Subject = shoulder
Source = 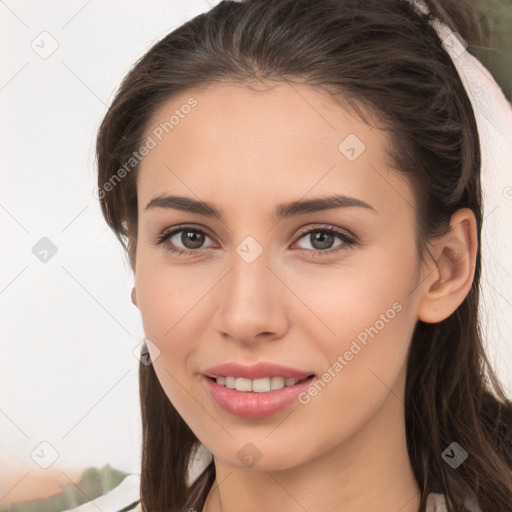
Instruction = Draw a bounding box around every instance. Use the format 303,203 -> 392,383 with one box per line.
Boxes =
62,474 -> 141,512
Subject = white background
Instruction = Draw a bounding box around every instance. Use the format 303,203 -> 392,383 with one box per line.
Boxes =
1,0 -> 511,502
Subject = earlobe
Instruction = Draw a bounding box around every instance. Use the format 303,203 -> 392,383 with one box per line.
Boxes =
131,286 -> 138,307
417,208 -> 478,324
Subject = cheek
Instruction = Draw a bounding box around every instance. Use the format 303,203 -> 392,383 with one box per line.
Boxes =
305,291 -> 413,412
135,253 -> 210,338
293,247 -> 419,403
293,244 -> 418,349
135,271 -> 215,435
326,280 -> 413,362
134,263 -> 203,378
323,301 -> 413,402
285,283 -> 417,460
135,272 -> 203,417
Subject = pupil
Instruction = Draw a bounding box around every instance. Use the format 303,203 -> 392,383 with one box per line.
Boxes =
312,231 -> 333,250
183,231 -> 204,249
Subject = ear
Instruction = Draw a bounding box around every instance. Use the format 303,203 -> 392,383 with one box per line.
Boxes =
131,286 -> 138,308
417,208 -> 478,324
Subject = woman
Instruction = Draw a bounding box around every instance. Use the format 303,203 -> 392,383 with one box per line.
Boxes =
72,0 -> 512,510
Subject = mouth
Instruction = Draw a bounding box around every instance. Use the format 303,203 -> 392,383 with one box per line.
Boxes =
202,373 -> 316,419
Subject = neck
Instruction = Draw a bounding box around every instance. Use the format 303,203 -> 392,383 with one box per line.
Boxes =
203,368 -> 421,512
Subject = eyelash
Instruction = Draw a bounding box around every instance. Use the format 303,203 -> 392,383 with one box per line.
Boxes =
154,224 -> 357,258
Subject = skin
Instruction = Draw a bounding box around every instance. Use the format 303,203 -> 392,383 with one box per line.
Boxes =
131,81 -> 477,512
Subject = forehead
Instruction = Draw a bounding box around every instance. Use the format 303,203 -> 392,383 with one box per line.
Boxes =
136,81 -> 414,221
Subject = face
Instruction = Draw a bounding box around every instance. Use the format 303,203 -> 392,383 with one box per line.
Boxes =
133,81 -> 429,471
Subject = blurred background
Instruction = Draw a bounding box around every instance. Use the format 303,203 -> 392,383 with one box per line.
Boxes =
0,0 -> 511,509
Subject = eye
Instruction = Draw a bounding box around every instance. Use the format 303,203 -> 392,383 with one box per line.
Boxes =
293,225 -> 356,257
155,226 -> 215,256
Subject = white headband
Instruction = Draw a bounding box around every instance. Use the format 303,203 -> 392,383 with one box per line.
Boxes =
412,0 -> 512,195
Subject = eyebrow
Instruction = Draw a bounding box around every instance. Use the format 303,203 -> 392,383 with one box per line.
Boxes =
145,194 -> 376,220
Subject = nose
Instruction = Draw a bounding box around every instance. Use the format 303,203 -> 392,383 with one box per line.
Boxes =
211,247 -> 289,346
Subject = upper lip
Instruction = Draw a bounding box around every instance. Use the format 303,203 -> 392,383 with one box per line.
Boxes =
202,362 -> 315,380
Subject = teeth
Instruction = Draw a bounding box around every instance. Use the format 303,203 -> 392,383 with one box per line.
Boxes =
235,378 -> 252,392
215,375 -> 307,392
252,378 -> 271,393
270,376 -> 285,390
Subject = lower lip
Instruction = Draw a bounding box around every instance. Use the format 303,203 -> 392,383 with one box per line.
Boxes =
202,376 -> 315,419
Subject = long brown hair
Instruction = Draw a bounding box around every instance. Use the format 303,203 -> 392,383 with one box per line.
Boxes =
95,1 -> 512,510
